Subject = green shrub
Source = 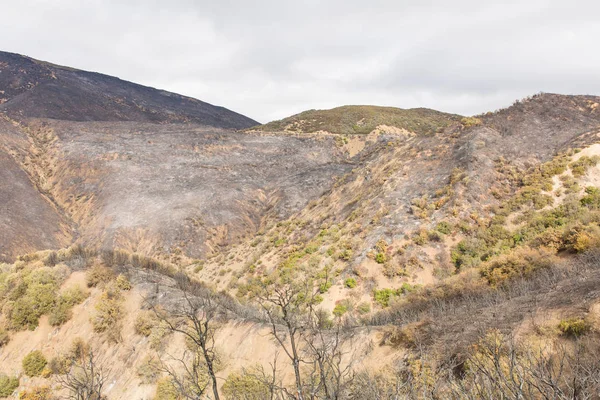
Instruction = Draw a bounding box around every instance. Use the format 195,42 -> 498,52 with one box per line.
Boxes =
570,155 -> 600,177
91,287 -> 124,341
558,318 -> 590,337
48,301 -> 72,326
10,296 -> 42,330
222,369 -> 271,400
0,374 -> 19,397
375,252 -> 387,264
49,286 -> 88,326
22,350 -> 48,377
344,278 -> 357,288
399,282 -> 421,294
333,303 -> 348,317
581,186 -> 600,209
436,221 -> 452,235
373,288 -> 399,308
6,268 -> 62,330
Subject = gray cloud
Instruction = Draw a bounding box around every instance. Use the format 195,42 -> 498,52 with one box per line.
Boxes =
2,0 -> 599,122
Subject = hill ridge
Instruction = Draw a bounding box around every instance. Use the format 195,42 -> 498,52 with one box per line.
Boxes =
0,51 -> 258,129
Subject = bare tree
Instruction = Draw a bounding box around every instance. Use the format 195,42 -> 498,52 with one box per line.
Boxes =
302,311 -> 359,400
250,265 -> 362,400
147,272 -> 223,400
251,271 -> 319,400
55,350 -> 110,400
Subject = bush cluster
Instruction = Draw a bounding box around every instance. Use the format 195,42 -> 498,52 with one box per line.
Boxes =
0,374 -> 19,397
22,350 -> 48,377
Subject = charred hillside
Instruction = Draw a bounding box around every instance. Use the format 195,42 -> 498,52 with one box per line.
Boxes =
0,51 -> 258,128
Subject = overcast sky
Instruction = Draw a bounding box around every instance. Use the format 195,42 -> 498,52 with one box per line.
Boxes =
2,0 -> 600,123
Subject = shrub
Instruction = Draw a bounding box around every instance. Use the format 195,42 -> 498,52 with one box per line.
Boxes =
43,251 -> 58,267
22,350 -> 48,377
562,225 -> 600,253
436,221 -> 452,235
10,297 -> 43,330
149,321 -> 171,350
116,274 -> 132,291
380,320 -> 433,349
154,377 -> 179,400
558,318 -> 590,337
0,328 -> 9,347
136,356 -> 161,384
18,386 -> 53,400
412,230 -> 429,246
581,186 -> 600,209
91,288 -> 124,341
344,278 -> 357,288
222,370 -> 271,400
460,117 -> 482,128
48,301 -> 72,326
6,268 -> 62,330
333,303 -> 349,317
570,155 -> 600,177
337,249 -> 353,261
0,374 -> 19,397
375,252 -> 387,264
134,311 -> 157,337
101,249 -> 130,267
356,302 -> 371,315
373,288 -> 399,308
318,280 -> 333,294
480,248 -> 555,286
48,355 -> 70,375
399,282 -> 421,294
85,265 -> 115,288
49,286 -> 88,326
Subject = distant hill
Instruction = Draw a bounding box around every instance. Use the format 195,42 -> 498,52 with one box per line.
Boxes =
0,51 -> 258,129
249,105 -> 462,135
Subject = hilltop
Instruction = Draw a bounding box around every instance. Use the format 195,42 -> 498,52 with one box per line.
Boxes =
250,105 -> 461,135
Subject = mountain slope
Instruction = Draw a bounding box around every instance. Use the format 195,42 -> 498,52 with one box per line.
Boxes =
0,51 -> 258,128
2,81 -> 600,398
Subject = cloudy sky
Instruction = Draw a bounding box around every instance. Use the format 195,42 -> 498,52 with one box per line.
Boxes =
2,0 -> 599,122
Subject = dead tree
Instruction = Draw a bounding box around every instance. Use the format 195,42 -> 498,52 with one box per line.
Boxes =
147,272 -> 223,400
55,350 -> 110,400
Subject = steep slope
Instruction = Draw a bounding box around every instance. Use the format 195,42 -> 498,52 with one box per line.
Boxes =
0,51 -> 258,128
199,93 -> 600,296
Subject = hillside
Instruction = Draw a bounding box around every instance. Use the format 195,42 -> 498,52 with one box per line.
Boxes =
3,54 -> 600,399
0,51 -> 258,128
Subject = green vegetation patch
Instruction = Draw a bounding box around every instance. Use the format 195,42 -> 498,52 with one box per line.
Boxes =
252,105 -> 461,135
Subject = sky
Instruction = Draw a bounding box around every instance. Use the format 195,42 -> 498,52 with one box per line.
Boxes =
2,0 -> 600,123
